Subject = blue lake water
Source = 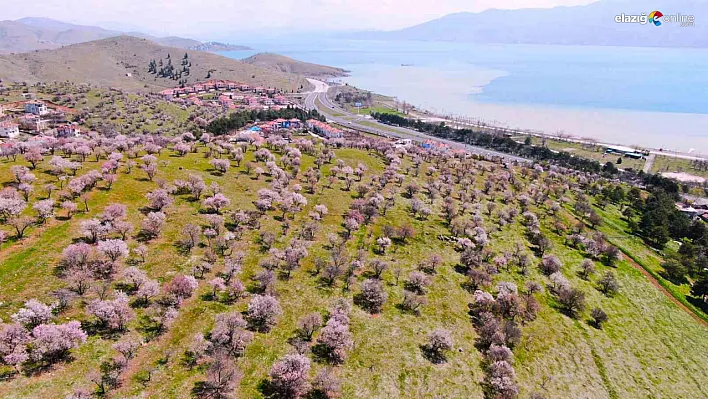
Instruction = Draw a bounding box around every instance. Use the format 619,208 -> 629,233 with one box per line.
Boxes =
220,39 -> 708,153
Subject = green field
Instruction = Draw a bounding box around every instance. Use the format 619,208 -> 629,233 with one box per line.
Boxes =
342,105 -> 406,117
521,137 -> 646,171
651,155 -> 708,179
0,137 -> 706,399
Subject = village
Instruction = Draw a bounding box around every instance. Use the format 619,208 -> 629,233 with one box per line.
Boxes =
0,81 -> 363,166
159,79 -> 295,110
0,97 -> 80,138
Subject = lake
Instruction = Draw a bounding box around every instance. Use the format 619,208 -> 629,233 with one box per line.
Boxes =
220,39 -> 708,153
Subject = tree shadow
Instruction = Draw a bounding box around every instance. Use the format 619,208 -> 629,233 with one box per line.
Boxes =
419,344 -> 447,364
256,379 -> 279,399
687,295 -> 708,314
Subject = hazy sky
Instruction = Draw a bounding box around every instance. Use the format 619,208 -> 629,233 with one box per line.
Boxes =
1,0 -> 598,38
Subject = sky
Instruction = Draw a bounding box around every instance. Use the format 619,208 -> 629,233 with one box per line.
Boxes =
0,0 -> 598,39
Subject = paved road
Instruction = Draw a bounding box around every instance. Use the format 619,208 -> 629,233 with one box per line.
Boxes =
304,79 -> 529,163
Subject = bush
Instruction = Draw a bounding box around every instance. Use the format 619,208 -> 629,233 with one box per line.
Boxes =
556,287 -> 586,318
590,307 -> 608,328
598,271 -> 619,296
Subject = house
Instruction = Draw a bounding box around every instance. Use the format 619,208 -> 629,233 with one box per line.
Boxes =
266,87 -> 276,94
676,204 -> 701,219
306,119 -> 343,139
273,95 -> 289,105
218,95 -> 233,107
288,118 -> 301,129
239,84 -> 251,91
0,121 -> 20,138
56,124 -> 81,138
19,114 -> 47,132
24,101 -> 49,116
254,86 -> 265,94
421,140 -> 449,151
160,89 -> 175,100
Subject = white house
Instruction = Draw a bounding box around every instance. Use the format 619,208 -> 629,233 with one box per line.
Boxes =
24,101 -> 49,116
56,124 -> 81,138
0,121 -> 20,138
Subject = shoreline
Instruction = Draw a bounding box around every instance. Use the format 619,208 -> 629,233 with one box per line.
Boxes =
331,80 -> 708,161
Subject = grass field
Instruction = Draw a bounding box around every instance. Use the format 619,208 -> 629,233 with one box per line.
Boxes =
342,105 -> 406,117
521,137 -> 646,171
651,155 -> 708,180
0,140 -> 706,399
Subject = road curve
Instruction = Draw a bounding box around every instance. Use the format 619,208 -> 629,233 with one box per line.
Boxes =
303,79 -> 529,163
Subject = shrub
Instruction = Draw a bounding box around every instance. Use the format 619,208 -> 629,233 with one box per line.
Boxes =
405,271 -> 430,294
556,287 -> 586,318
598,271 -> 619,296
590,307 -> 608,328
540,255 -> 562,275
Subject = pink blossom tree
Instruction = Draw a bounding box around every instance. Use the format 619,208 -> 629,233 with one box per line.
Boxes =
97,239 -> 129,262
140,212 -> 166,239
203,193 -> 230,214
29,321 -> 87,364
146,189 -> 173,211
210,312 -> 253,357
246,295 -> 282,332
32,199 -> 55,223
87,294 -> 135,332
315,316 -> 353,364
166,275 -> 198,304
11,299 -> 54,328
268,354 -> 311,398
210,158 -> 231,175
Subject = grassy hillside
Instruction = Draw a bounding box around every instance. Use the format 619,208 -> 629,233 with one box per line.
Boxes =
0,36 -> 311,92
0,131 -> 705,398
243,53 -> 348,78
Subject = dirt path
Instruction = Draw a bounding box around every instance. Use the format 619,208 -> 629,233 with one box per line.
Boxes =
642,153 -> 656,173
622,253 -> 708,329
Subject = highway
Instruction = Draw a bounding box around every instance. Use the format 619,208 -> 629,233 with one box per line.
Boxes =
303,79 -> 529,163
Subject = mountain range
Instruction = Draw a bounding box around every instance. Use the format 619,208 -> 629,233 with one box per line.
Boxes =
0,17 -> 251,54
353,0 -> 708,48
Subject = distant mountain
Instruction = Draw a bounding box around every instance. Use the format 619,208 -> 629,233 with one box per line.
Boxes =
242,53 -> 348,78
0,17 -> 248,53
0,36 -> 310,92
189,42 -> 253,52
353,0 -> 708,48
